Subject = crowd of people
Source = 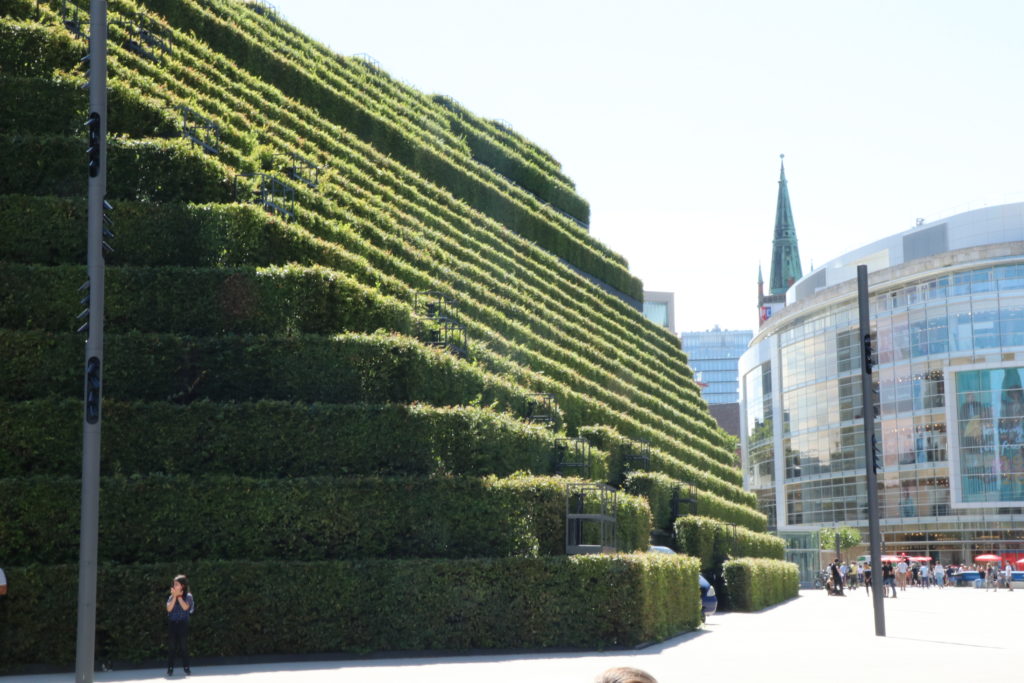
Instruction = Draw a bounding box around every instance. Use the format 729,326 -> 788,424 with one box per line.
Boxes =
823,556 -> 1018,597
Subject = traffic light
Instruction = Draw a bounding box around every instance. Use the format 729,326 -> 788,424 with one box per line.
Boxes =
85,111 -> 101,177
85,356 -> 101,424
863,332 -> 874,374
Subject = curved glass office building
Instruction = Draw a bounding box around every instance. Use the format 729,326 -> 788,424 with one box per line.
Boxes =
740,202 -> 1024,565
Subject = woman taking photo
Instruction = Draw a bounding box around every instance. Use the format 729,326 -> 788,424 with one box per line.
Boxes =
166,574 -> 194,676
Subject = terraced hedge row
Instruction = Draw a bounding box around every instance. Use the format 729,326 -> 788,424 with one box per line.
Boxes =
623,471 -> 767,533
135,0 -> 615,290
0,17 -> 79,76
0,188 -> 703,453
16,17 -> 720,458
1,262 -> 414,337
0,187 -> 729,473
722,558 -> 800,612
0,74 -> 178,137
0,398 -> 579,479
0,474 -> 651,565
431,94 -> 576,191
183,3 -> 586,216
0,0 -> 772,665
179,0 -> 588,221
0,134 -> 231,202
672,516 -> 785,573
0,329 -> 560,418
39,9 -> 692,395
0,555 -> 700,671
580,424 -> 745,492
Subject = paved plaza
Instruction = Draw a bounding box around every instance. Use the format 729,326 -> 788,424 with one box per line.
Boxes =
6,585 -> 1022,683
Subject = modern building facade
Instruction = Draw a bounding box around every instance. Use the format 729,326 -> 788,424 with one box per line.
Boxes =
740,202 -> 1024,569
681,326 -> 753,405
643,290 -> 676,334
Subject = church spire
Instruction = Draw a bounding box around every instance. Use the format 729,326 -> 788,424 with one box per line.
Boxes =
768,154 -> 803,295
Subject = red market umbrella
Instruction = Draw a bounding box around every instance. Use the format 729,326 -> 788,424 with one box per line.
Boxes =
909,556 -> 932,562
1015,558 -> 1024,565
880,555 -> 902,562
975,554 -> 1002,563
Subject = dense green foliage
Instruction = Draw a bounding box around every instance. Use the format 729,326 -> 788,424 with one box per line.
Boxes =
722,558 -> 801,611
672,515 -> 785,572
0,398 -> 563,478
0,555 -> 700,671
818,526 -> 862,552
0,0 -> 772,665
0,474 -> 651,564
623,471 -> 767,532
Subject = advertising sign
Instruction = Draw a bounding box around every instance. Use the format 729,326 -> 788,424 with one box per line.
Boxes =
947,363 -> 1024,506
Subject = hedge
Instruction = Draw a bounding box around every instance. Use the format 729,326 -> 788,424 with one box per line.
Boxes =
12,20 -> 712,454
0,398 -> 563,479
205,8 -> 587,219
0,196 -> 389,283
722,558 -> 800,612
0,554 -> 698,672
624,471 -> 767,533
431,94 -> 575,190
0,330 -> 561,425
74,6 -> 696,411
0,474 -> 649,564
0,262 -> 414,337
672,515 -> 785,574
579,424 -> 744,492
0,134 -> 233,203
0,74 -> 180,138
135,0 -> 638,298
0,20 -> 79,78
0,191 -> 724,464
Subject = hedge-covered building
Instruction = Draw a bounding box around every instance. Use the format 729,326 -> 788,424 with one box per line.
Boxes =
0,0 -> 790,671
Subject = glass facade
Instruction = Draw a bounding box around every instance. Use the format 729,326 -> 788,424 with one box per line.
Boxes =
682,328 -> 753,404
643,300 -> 669,328
740,211 -> 1024,563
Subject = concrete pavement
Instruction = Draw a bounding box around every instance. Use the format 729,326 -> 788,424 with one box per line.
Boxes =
6,584 -> 1021,683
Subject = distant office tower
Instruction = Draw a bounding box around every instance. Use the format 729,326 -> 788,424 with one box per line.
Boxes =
681,327 -> 753,405
643,291 -> 676,334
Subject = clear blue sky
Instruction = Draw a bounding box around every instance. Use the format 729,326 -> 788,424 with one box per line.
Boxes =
278,0 -> 1024,334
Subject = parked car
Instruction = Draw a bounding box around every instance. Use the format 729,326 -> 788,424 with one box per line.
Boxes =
647,545 -> 718,620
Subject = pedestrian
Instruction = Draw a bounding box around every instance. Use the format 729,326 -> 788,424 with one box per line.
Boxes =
883,561 -> 897,598
829,558 -> 845,596
863,562 -> 872,596
985,563 -> 998,592
1002,562 -> 1014,591
934,562 -> 945,588
896,557 -> 908,591
166,574 -> 195,677
595,667 -> 658,683
920,562 -> 930,588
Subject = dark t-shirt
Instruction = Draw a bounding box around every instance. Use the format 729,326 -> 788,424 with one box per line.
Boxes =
167,594 -> 194,623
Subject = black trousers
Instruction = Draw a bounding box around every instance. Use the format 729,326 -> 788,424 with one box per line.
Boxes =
167,620 -> 190,670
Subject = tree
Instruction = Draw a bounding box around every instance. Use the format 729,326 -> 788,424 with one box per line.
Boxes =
819,526 -> 862,558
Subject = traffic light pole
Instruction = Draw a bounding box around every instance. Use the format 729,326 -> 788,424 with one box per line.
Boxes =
858,265 -> 885,636
76,2 -> 107,682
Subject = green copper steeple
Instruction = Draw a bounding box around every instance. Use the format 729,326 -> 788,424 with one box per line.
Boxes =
768,154 -> 803,295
